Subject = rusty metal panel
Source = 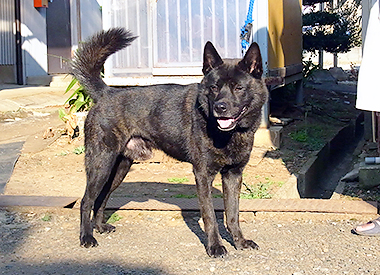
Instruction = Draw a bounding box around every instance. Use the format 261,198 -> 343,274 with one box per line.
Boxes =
267,0 -> 303,70
46,0 -> 72,73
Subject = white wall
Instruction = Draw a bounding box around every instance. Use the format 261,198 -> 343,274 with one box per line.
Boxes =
21,2 -> 48,82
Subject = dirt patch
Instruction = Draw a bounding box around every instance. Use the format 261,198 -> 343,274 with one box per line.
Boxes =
3,87 -> 360,201
1,207 -> 379,274
4,134 -> 290,200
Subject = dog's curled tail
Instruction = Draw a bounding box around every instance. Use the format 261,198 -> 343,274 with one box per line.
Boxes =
71,28 -> 137,102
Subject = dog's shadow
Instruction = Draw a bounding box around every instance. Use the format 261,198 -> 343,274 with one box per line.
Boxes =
105,181 -> 235,249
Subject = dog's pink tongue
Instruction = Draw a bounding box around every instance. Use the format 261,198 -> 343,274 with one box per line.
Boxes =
217,118 -> 234,129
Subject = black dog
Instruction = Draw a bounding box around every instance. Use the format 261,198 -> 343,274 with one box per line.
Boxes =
73,28 -> 268,257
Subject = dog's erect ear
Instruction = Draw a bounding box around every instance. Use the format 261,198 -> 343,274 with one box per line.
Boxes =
238,42 -> 263,79
203,42 -> 223,75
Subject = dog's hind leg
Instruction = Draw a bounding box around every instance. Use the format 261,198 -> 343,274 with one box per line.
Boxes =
194,166 -> 227,257
80,149 -> 120,248
92,155 -> 133,234
221,167 -> 259,250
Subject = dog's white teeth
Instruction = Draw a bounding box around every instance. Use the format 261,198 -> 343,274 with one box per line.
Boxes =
217,118 -> 234,129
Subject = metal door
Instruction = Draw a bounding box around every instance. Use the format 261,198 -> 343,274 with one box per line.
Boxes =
46,0 -> 72,73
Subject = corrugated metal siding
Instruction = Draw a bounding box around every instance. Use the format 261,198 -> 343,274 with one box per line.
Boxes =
104,0 -> 151,74
155,0 -> 249,66
104,0 -> 253,76
0,0 -> 15,65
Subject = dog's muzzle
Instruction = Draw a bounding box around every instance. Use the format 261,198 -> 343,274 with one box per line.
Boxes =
215,106 -> 248,131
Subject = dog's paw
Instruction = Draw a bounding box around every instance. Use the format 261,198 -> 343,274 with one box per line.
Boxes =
95,223 -> 116,234
235,239 -> 259,250
207,244 -> 228,258
80,235 -> 98,248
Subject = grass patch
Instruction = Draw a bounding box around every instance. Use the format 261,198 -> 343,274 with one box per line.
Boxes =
106,212 -> 123,224
288,125 -> 326,151
167,177 -> 189,183
58,151 -> 69,156
240,182 -> 272,199
73,145 -> 85,155
240,176 -> 284,199
172,194 -> 197,199
41,214 -> 52,222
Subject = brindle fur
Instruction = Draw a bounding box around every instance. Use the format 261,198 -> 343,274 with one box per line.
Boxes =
73,28 -> 268,257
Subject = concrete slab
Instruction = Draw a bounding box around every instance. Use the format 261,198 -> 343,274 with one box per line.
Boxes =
0,195 -> 79,208
0,142 -> 24,193
0,84 -> 69,112
359,162 -> 380,189
99,197 -> 378,214
273,174 -> 300,199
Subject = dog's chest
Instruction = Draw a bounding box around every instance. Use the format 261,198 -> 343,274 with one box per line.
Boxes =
208,133 -> 253,166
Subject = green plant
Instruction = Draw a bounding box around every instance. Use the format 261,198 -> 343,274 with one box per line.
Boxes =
41,214 -> 52,222
289,129 -> 309,142
289,125 -> 326,151
302,57 -> 319,82
106,212 -> 123,224
58,151 -> 69,156
240,182 -> 272,199
167,177 -> 189,183
65,77 -> 93,113
172,194 -> 197,199
59,77 -> 93,125
73,145 -> 85,155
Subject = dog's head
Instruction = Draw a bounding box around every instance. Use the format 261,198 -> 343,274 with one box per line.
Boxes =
199,42 -> 268,132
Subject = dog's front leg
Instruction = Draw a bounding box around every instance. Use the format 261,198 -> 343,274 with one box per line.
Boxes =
221,167 -> 259,250
194,167 -> 227,257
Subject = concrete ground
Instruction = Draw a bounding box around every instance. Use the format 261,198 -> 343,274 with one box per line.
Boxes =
0,84 -> 69,113
0,84 -> 69,193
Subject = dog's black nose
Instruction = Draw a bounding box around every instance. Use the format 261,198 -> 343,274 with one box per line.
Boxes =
214,102 -> 227,114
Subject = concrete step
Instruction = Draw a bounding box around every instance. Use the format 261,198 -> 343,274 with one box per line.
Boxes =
0,195 -> 377,214
49,74 -> 75,88
26,74 -> 74,88
254,126 -> 282,148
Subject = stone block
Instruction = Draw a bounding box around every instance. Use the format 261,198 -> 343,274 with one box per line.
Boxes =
273,174 -> 300,199
329,67 -> 349,81
254,126 -> 282,148
359,162 -> 380,189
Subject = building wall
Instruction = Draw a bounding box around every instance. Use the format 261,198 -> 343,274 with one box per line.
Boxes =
17,0 -> 102,84
81,0 -> 102,41
71,0 -> 102,51
21,2 -> 48,82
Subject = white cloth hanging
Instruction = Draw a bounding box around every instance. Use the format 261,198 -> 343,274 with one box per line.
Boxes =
356,0 -> 380,112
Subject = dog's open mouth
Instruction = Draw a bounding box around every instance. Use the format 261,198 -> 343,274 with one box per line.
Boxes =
216,107 -> 247,131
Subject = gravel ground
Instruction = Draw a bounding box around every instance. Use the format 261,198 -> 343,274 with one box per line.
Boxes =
1,207 -> 380,275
